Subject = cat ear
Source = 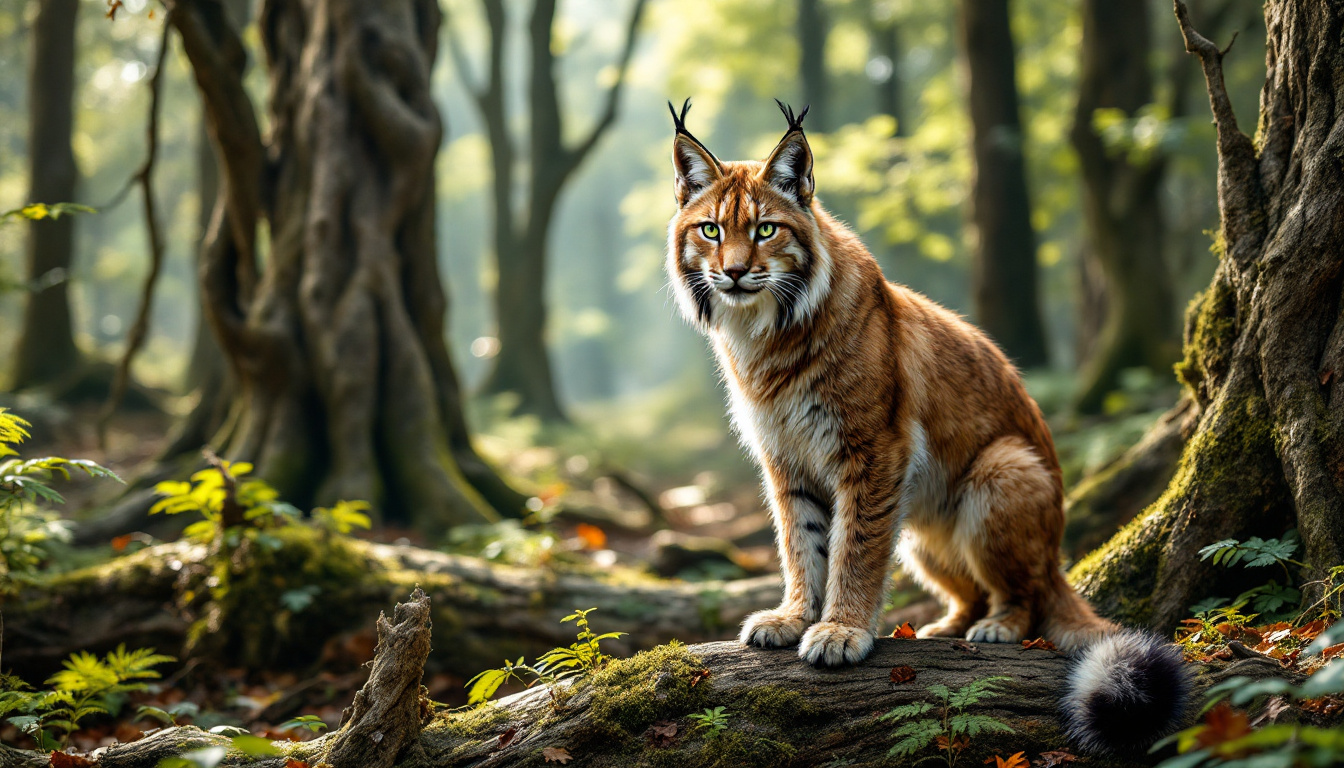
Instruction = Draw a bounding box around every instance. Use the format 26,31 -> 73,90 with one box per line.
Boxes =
669,99 -> 722,206
761,100 -> 814,206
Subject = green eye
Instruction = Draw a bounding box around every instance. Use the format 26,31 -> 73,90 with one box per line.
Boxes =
701,223 -> 720,239
756,223 -> 776,239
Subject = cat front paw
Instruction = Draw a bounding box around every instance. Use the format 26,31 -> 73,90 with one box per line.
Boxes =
799,621 -> 874,667
740,609 -> 809,648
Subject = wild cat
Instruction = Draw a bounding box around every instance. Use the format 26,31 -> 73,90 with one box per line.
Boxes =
664,100 -> 1190,754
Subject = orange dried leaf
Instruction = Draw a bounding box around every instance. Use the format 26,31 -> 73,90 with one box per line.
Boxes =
1033,750 -> 1080,768
542,746 -> 573,764
690,668 -> 710,687
1197,704 -> 1252,748
284,760 -> 309,768
890,622 -> 917,639
889,665 -> 917,685
1322,642 -> 1344,659
574,523 -> 607,550
985,751 -> 1028,768
1021,637 -> 1057,651
111,534 -> 132,552
498,726 -> 519,749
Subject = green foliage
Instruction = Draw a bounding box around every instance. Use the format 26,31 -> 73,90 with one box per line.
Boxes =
880,676 -> 1014,768
279,714 -> 328,733
0,644 -> 173,751
688,706 -> 732,740
1155,641 -> 1344,768
151,461 -> 301,543
1199,531 -> 1303,570
313,499 -> 372,535
0,409 -> 121,590
465,607 -> 626,706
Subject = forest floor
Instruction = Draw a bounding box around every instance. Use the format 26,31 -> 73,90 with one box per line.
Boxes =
0,375 -> 1181,758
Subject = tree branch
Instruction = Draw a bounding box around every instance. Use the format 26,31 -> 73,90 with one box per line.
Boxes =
1173,0 -> 1265,253
97,15 -> 173,444
564,0 -> 649,170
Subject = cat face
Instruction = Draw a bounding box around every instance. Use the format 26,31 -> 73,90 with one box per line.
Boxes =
666,101 -> 825,331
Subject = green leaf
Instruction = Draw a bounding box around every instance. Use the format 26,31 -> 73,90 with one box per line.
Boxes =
231,734 -> 281,756
947,713 -> 1014,737
208,725 -> 250,736
279,714 -> 328,733
887,718 -> 941,757
879,702 -> 933,722
465,668 -> 510,705
1299,659 -> 1344,699
157,746 -> 227,768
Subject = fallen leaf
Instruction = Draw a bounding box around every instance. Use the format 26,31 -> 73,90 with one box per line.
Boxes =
890,622 -> 917,639
574,523 -> 607,550
1295,620 -> 1326,640
1032,750 -> 1079,768
648,720 -> 678,747
889,666 -> 917,685
49,753 -> 97,768
1300,696 -> 1344,718
935,734 -> 971,751
1021,638 -> 1057,651
984,751 -> 1028,768
690,669 -> 710,687
111,534 -> 132,552
542,746 -> 572,764
498,727 -> 519,749
950,639 -> 979,654
1322,643 -> 1344,659
285,759 -> 309,768
1321,369 -> 1334,386
1196,704 -> 1252,748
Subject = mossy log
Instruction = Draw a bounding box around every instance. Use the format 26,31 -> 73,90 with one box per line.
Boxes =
1,530 -> 779,680
19,590 -> 1261,768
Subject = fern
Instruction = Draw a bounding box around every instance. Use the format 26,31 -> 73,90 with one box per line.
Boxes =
465,608 -> 626,707
882,676 -> 1015,768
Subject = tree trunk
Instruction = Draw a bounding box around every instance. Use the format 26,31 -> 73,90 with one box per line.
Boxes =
958,0 -> 1050,368
1071,0 -> 1344,631
871,10 -> 904,135
2,535 -> 781,677
1069,0 -> 1179,414
797,0 -> 828,131
167,0 -> 523,528
459,0 -> 646,423
10,0 -> 81,392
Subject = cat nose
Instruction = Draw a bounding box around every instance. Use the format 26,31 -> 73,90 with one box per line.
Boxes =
724,265 -> 748,282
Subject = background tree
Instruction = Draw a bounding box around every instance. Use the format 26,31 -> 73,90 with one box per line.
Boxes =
1068,0 -> 1180,413
1074,0 -> 1344,630
957,0 -> 1049,367
10,0 -> 81,393
797,0 -> 829,131
446,0 -> 648,423
167,0 -> 522,527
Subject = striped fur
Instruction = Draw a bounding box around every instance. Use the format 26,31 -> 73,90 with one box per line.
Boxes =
665,101 -> 1117,668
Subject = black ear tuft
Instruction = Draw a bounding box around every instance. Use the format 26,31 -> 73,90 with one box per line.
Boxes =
773,99 -> 811,134
669,98 -> 722,206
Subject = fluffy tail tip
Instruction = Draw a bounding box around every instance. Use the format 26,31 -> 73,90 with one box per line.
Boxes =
1062,629 -> 1193,755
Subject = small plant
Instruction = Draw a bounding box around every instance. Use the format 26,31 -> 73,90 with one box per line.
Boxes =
313,499 -> 373,535
881,676 -> 1015,768
465,608 -> 626,705
1154,629 -> 1344,768
0,645 -> 173,751
688,706 -> 731,740
0,409 -> 121,590
1195,531 -> 1306,620
151,456 -> 301,545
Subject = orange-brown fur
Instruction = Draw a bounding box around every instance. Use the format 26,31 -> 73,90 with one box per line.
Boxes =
666,101 -> 1114,666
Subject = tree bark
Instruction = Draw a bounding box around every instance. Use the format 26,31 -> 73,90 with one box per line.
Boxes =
871,9 -> 904,135
797,0 -> 829,132
10,0 -> 81,392
2,536 -> 780,677
1071,0 -> 1344,631
958,0 -> 1050,368
452,0 -> 647,423
164,0 -> 523,526
1069,0 -> 1179,414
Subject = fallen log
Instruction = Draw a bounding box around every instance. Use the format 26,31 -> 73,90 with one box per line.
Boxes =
31,586 -> 1225,768
2,529 -> 780,680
